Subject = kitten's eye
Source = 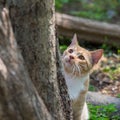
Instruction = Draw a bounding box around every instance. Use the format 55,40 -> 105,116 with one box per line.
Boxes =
78,55 -> 85,60
68,49 -> 73,53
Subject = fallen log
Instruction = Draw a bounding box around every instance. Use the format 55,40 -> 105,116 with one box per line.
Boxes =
87,92 -> 120,116
56,12 -> 120,47
87,92 -> 120,111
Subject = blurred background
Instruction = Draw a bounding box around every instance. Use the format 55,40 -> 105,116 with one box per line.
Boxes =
56,0 -> 120,22
55,0 -> 120,119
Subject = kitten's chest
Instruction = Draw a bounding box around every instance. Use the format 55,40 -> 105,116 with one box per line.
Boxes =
65,74 -> 89,99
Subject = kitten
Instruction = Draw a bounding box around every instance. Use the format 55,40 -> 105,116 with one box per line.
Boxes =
62,34 -> 103,120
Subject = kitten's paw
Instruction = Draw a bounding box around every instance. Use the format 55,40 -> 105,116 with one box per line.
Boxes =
81,103 -> 89,120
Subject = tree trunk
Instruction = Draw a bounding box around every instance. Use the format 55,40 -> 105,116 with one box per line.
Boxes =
0,8 -> 51,120
56,39 -> 73,120
1,0 -> 72,120
0,0 -> 73,119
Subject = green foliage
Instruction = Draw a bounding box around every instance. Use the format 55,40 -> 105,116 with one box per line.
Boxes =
60,45 -> 67,53
117,94 -> 120,98
103,64 -> 120,80
118,49 -> 120,55
71,11 -> 107,21
101,44 -> 111,51
89,85 -> 96,91
71,0 -> 118,21
56,0 -> 120,21
55,0 -> 70,10
59,36 -> 71,53
88,104 -> 119,120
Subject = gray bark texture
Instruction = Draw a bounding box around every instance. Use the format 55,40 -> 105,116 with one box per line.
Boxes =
8,0 -> 65,119
56,39 -> 73,120
0,8 -> 51,120
0,0 -> 72,120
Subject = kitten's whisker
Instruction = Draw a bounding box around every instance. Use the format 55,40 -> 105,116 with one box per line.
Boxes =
75,63 -> 80,75
74,63 -> 79,76
72,64 -> 75,76
79,64 -> 87,72
79,64 -> 86,67
78,64 -> 83,74
73,64 -> 77,76
78,66 -> 81,75
74,64 -> 77,76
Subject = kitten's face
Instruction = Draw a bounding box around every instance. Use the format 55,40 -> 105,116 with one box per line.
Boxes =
62,34 -> 103,77
62,44 -> 92,77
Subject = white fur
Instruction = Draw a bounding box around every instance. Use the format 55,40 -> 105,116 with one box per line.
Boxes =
81,102 -> 89,120
64,73 -> 89,120
64,73 -> 89,99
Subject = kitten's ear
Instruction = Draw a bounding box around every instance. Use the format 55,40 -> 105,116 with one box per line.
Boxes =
70,33 -> 78,46
91,49 -> 103,65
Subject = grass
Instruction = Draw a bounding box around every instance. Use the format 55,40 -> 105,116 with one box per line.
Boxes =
117,94 -> 120,98
88,104 -> 119,120
89,85 -> 96,92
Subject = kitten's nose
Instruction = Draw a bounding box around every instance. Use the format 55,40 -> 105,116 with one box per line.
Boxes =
69,55 -> 74,59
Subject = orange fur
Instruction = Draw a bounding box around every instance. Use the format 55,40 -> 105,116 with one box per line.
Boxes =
62,34 -> 103,120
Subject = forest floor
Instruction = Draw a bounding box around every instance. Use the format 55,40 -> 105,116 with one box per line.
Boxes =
90,52 -> 120,98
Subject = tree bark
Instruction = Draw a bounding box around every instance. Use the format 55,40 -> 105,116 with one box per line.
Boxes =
0,8 -> 51,120
6,0 -> 71,119
0,0 -> 73,119
56,12 -> 120,47
56,39 -> 73,120
8,0 -> 64,119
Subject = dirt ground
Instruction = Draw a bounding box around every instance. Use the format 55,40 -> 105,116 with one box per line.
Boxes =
90,54 -> 120,97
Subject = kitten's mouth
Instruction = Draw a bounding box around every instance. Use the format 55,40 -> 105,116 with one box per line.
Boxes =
66,59 -> 72,64
64,60 -> 82,76
63,56 -> 74,65
65,59 -> 74,67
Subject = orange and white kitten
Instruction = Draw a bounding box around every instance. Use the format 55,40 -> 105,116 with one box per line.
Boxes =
62,34 -> 103,120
